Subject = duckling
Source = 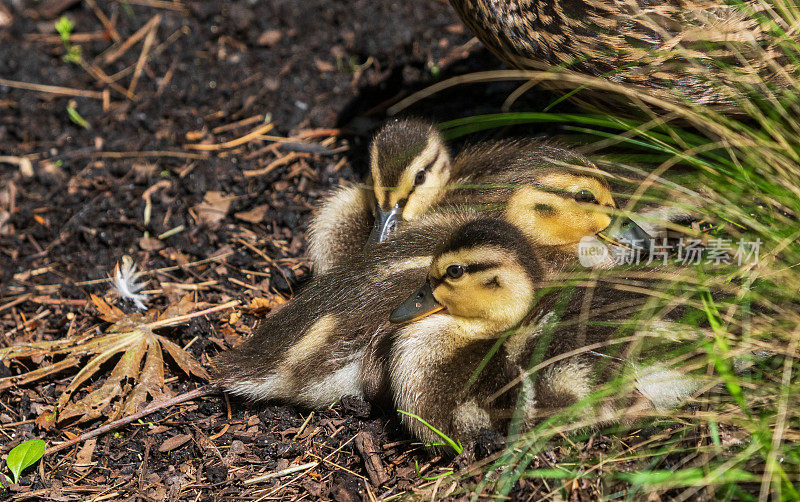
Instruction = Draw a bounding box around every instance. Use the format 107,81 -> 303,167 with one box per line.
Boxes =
448,0 -> 792,108
387,217 -> 553,443
213,164 -> 639,409
306,119 -> 452,273
388,224 -> 714,442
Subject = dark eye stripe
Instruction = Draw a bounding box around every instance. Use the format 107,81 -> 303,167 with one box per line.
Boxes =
406,152 -> 442,198
436,261 -> 499,282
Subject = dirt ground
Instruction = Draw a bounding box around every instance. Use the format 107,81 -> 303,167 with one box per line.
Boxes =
0,0 -> 648,500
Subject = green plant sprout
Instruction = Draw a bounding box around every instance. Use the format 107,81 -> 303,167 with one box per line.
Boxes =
54,16 -> 82,64
66,100 -> 90,129
3,439 -> 46,486
336,55 -> 374,73
397,410 -> 463,454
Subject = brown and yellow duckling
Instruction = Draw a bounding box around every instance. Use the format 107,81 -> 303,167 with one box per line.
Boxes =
386,217 -> 551,443
387,220 -> 707,444
307,119 -> 452,273
448,0 -> 793,108
213,164 -> 636,408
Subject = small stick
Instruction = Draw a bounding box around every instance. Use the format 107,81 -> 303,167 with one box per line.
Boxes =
0,294 -> 32,313
79,60 -> 134,99
293,411 -> 314,440
211,114 -> 264,134
101,14 -> 161,65
243,152 -> 309,177
128,15 -> 161,96
118,0 -> 187,11
243,462 -> 319,485
24,32 -> 109,43
29,296 -> 88,307
2,310 -> 52,338
0,78 -> 104,99
44,385 -> 217,456
84,0 -> 121,42
296,129 -> 341,139
186,122 -> 275,151
147,300 -> 239,329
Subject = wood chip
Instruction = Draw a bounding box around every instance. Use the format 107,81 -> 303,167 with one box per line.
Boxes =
158,433 -> 193,452
75,438 -> 97,473
355,431 -> 389,487
234,205 -> 267,223
193,191 -> 233,229
257,30 -> 282,47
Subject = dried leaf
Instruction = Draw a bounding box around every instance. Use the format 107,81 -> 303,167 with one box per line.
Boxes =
60,380 -> 120,423
158,433 -> 193,453
35,409 -> 57,430
194,191 -> 232,229
75,438 -> 97,473
249,297 -> 276,310
159,336 -> 210,380
0,356 -> 81,392
90,294 -> 125,322
157,294 -> 197,322
55,334 -> 136,410
1,297 -> 235,423
60,336 -> 148,422
139,236 -> 165,251
256,29 -> 282,46
123,339 -> 165,416
227,311 -> 242,324
234,204 -> 268,223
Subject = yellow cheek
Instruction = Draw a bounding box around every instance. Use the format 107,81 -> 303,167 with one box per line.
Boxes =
596,213 -> 612,232
548,211 -> 611,244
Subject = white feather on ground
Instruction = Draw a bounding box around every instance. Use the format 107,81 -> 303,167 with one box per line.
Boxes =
112,256 -> 148,310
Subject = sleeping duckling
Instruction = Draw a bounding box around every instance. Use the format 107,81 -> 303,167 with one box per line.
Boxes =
213,165 -> 640,409
387,217 -> 553,444
307,119 -> 452,273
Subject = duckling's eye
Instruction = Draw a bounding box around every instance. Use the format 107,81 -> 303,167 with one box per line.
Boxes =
413,170 -> 426,186
445,264 -> 465,279
574,190 -> 597,204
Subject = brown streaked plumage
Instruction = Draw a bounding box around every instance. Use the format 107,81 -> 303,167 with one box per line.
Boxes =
448,0 -> 793,108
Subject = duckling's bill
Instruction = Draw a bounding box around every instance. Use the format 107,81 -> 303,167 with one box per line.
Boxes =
390,281 -> 445,323
366,204 -> 402,246
597,216 -> 653,253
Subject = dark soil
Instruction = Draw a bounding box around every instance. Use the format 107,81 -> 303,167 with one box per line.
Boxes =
0,0 -> 636,499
